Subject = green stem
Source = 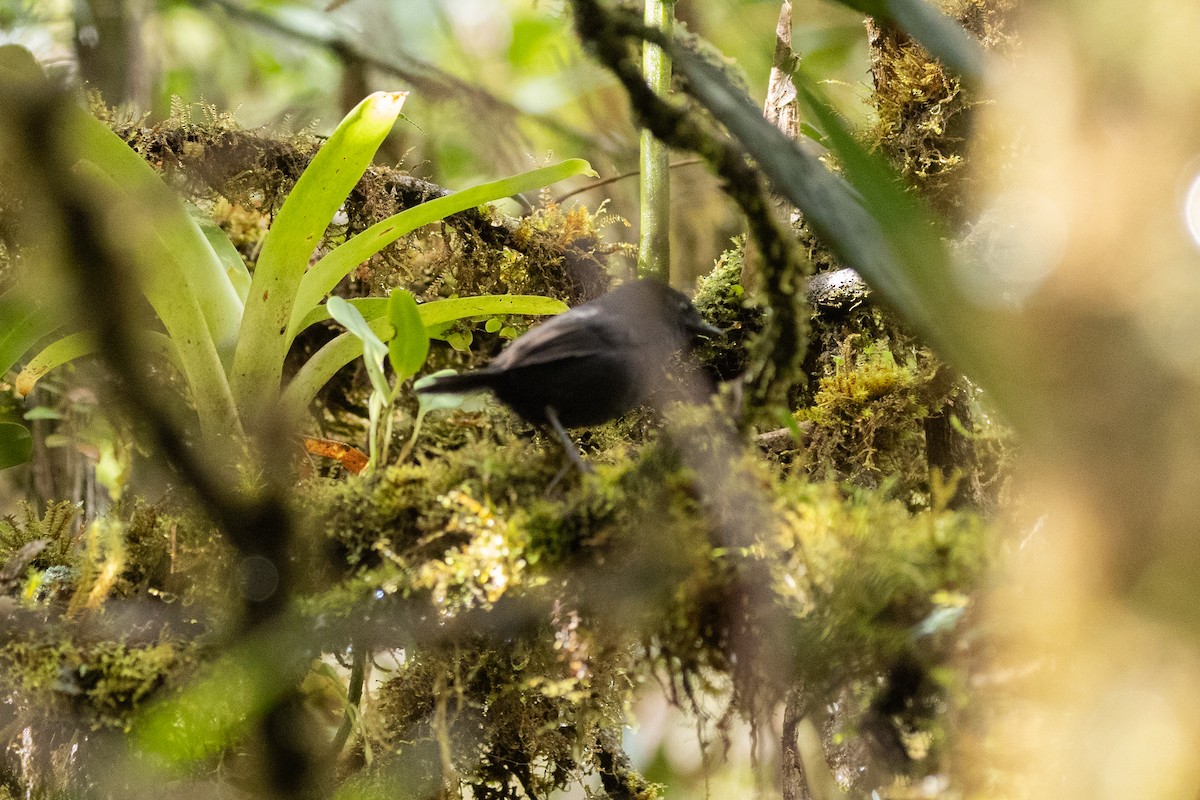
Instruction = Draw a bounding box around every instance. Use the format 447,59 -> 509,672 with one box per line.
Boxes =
638,0 -> 674,281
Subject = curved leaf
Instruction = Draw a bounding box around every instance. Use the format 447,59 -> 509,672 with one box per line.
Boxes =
291,294 -> 568,337
285,158 -> 594,341
0,292 -> 59,378
231,91 -> 408,419
0,421 -> 32,470
16,330 -> 186,397
15,332 -> 97,396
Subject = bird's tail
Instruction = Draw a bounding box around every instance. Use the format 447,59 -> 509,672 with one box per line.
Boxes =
415,369 -> 499,395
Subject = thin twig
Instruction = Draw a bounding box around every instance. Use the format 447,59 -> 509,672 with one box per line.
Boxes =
553,157 -> 701,204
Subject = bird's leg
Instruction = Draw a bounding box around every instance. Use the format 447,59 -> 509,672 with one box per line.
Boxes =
544,406 -> 593,475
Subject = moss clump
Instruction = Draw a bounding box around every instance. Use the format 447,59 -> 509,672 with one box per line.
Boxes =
797,339 -> 939,498
377,638 -> 635,800
763,478 -> 989,788
867,0 -> 1018,221
690,237 -> 764,381
1,637 -> 188,730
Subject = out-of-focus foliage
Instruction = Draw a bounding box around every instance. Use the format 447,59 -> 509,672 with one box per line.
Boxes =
8,0 -> 1200,798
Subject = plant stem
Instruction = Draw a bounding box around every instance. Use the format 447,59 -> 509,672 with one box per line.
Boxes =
637,0 -> 674,281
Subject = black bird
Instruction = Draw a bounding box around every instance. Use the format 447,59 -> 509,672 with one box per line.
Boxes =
416,279 -> 720,470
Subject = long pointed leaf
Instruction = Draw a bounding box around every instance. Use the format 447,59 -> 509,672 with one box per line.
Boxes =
15,330 -> 183,397
65,156 -> 241,441
292,294 -> 568,336
70,111 -> 244,359
285,159 -> 595,342
230,92 -> 408,419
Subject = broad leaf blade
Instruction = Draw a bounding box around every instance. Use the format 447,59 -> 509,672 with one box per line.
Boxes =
0,292 -> 59,378
387,290 -> 429,382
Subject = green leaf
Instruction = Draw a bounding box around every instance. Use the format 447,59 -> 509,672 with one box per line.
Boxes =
15,332 -> 97,397
285,159 -> 593,342
0,44 -> 48,85
484,318 -> 504,333
326,296 -> 390,399
187,202 -> 251,305
292,294 -> 567,337
0,291 -> 59,378
70,117 -> 244,359
416,295 -> 568,328
279,294 -> 567,418
386,290 -> 429,382
0,421 -> 33,470
231,92 -> 408,419
66,131 -> 241,442
16,330 -> 184,398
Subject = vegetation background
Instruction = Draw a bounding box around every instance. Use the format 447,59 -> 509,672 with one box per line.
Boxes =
2,1 -> 1200,799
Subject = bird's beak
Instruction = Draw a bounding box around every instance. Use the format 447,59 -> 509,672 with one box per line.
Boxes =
688,319 -> 723,339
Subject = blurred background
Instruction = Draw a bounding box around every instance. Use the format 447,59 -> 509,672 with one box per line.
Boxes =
7,0 -> 1200,798
1,0 -> 868,284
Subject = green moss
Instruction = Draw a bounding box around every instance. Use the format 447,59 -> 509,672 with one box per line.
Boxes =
1,637 -> 189,730
690,237 -> 764,381
796,338 -> 938,498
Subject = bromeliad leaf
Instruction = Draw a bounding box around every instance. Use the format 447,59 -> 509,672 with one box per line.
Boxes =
284,158 -> 595,342
291,293 -> 568,337
231,92 -> 408,419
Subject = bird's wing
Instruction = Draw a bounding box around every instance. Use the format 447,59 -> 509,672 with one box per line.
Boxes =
492,307 -> 632,370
